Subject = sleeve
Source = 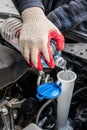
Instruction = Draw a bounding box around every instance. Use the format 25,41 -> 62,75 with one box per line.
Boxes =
47,0 -> 87,32
12,0 -> 44,14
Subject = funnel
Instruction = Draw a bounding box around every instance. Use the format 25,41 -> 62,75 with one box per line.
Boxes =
56,70 -> 77,130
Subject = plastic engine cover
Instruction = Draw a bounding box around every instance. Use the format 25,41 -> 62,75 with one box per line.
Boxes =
0,44 -> 29,89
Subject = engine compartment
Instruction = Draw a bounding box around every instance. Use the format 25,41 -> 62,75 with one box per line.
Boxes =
0,34 -> 87,130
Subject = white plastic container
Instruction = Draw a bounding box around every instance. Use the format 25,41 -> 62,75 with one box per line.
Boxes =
23,123 -> 42,130
56,70 -> 77,130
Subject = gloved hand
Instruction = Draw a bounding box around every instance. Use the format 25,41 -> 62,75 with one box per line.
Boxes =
20,7 -> 64,70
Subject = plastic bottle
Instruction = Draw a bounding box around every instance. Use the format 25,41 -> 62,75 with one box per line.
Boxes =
41,39 -> 66,69
0,17 -> 66,69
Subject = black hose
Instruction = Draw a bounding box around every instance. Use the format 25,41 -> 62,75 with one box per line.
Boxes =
72,87 -> 87,98
35,99 -> 53,125
10,108 -> 15,130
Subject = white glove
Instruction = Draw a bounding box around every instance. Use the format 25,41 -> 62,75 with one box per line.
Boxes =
20,7 -> 64,70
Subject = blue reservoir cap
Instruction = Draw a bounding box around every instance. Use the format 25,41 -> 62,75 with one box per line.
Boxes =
36,82 -> 62,101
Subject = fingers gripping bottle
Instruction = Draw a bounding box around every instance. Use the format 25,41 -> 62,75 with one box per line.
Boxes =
41,39 -> 66,69
0,17 -> 66,69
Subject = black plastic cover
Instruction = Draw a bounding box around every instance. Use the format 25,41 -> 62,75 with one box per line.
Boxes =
0,44 -> 29,89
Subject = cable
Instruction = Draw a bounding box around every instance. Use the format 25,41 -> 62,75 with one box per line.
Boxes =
35,99 -> 53,125
45,74 -> 50,83
72,87 -> 87,98
10,108 -> 15,130
37,71 -> 44,86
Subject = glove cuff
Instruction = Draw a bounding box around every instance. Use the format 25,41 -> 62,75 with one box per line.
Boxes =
22,7 -> 45,22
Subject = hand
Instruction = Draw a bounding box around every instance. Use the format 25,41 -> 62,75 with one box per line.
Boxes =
19,7 -> 64,70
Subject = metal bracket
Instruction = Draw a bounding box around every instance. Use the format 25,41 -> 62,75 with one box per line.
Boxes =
64,43 -> 87,60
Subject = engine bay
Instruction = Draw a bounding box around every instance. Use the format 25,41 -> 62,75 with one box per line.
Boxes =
0,2 -> 87,128
0,34 -> 87,130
